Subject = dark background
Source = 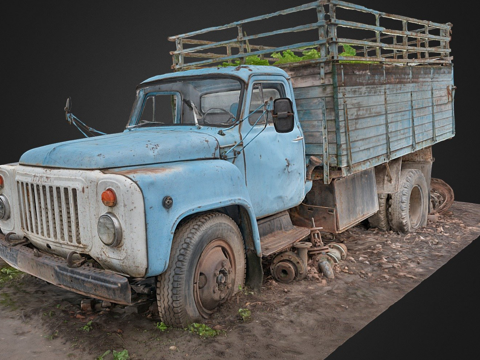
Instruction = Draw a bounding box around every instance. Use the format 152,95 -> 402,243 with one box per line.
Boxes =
1,1 -> 478,358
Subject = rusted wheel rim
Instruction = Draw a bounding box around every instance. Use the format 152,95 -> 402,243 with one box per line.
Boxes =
194,239 -> 236,318
430,178 -> 454,214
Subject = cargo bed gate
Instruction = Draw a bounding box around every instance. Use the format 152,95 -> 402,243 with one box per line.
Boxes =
168,0 -> 452,71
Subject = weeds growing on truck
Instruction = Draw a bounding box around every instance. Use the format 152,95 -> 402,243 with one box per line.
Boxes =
0,0 -> 454,327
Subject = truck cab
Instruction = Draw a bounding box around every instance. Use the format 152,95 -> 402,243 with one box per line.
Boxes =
0,65 -> 312,327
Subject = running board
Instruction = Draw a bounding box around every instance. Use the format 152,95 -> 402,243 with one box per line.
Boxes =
260,226 -> 310,256
257,211 -> 310,257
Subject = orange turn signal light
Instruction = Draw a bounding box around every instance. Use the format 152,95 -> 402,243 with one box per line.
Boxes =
101,188 -> 117,207
0,175 -> 4,189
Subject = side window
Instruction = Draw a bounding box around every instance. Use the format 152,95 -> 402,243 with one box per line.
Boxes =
248,83 -> 285,126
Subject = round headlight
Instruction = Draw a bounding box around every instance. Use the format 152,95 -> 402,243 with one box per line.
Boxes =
0,195 -> 10,220
97,213 -> 122,247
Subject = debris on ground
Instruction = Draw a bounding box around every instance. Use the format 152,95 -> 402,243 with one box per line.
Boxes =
0,202 -> 479,360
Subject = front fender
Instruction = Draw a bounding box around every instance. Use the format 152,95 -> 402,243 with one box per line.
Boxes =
106,160 -> 260,277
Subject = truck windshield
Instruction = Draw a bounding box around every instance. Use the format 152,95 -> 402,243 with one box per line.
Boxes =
127,77 -> 243,128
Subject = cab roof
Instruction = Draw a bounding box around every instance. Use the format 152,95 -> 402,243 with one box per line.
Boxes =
140,65 -> 289,85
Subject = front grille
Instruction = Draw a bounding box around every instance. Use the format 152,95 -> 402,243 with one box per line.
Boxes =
17,181 -> 82,245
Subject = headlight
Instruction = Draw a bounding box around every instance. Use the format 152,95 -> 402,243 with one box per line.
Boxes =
0,195 -> 10,220
97,212 -> 122,246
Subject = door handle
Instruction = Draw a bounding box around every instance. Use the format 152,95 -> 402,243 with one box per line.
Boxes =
292,136 -> 304,142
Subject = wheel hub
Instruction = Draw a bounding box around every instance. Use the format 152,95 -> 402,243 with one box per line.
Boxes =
194,240 -> 236,317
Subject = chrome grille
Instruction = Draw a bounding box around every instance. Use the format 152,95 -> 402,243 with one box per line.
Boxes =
17,181 -> 82,245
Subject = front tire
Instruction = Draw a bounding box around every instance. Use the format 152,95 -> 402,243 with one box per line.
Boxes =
389,169 -> 428,233
156,212 -> 246,327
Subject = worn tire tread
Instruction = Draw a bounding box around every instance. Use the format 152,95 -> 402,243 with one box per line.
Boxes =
389,169 -> 428,233
156,212 -> 245,328
368,193 -> 390,231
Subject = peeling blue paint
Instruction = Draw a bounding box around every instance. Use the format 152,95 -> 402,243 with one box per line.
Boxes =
19,129 -> 220,169
107,160 -> 260,276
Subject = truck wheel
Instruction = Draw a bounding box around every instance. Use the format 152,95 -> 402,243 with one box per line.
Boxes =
156,212 -> 246,327
368,193 -> 390,231
430,178 -> 454,214
389,169 -> 428,233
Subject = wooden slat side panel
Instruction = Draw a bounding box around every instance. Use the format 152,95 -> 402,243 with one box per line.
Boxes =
305,144 -> 338,158
292,76 -> 340,160
285,62 -> 333,78
338,63 -> 453,87
335,63 -> 453,168
305,132 -> 340,145
343,102 -> 453,135
291,75 -> 333,88
296,97 -> 335,111
339,85 -> 451,109
293,85 -> 334,99
288,62 -> 454,169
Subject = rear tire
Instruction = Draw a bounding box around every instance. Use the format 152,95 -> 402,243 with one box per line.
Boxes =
156,212 -> 246,327
368,193 -> 390,231
389,169 -> 428,233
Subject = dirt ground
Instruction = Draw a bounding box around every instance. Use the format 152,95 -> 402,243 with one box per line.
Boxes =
1,201 -> 479,360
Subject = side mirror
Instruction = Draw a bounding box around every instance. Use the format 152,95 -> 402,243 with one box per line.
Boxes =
64,97 -> 72,121
64,97 -> 72,113
273,98 -> 294,133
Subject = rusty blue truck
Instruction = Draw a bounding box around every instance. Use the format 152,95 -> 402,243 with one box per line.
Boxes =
0,1 -> 454,327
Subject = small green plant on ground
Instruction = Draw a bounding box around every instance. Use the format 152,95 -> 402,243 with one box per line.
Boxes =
238,284 -> 254,295
96,349 -> 129,360
238,308 -> 251,322
187,323 -> 222,338
155,321 -> 168,331
45,330 -> 59,340
96,350 -> 111,360
80,320 -> 93,332
0,266 -> 22,286
113,349 -> 129,360
43,310 -> 55,317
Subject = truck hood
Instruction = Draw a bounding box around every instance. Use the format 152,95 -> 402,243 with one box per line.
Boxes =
19,129 -> 220,169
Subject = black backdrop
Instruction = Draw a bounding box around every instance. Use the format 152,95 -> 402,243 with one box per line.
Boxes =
2,1 -> 479,358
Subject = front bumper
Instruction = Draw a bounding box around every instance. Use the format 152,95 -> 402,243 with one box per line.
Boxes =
0,233 -> 132,305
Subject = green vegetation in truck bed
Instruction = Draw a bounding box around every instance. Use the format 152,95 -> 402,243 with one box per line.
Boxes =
219,44 -> 374,67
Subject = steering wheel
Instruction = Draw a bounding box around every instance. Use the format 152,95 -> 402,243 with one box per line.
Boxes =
202,108 -> 236,124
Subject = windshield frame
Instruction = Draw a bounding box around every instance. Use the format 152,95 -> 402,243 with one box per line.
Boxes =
126,74 -> 245,129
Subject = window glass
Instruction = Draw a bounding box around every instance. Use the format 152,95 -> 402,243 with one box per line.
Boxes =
140,94 -> 177,125
128,77 -> 243,128
248,83 -> 285,125
200,89 -> 241,125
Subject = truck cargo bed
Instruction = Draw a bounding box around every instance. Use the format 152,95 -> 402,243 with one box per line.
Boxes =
287,62 -> 455,180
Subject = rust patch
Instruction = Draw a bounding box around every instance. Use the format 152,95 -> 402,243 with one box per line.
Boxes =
104,167 -> 175,176
447,85 -> 452,102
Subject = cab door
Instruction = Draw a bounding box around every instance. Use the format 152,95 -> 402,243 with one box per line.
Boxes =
241,76 -> 306,218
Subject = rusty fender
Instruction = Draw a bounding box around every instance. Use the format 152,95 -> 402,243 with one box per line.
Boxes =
107,160 -> 260,277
